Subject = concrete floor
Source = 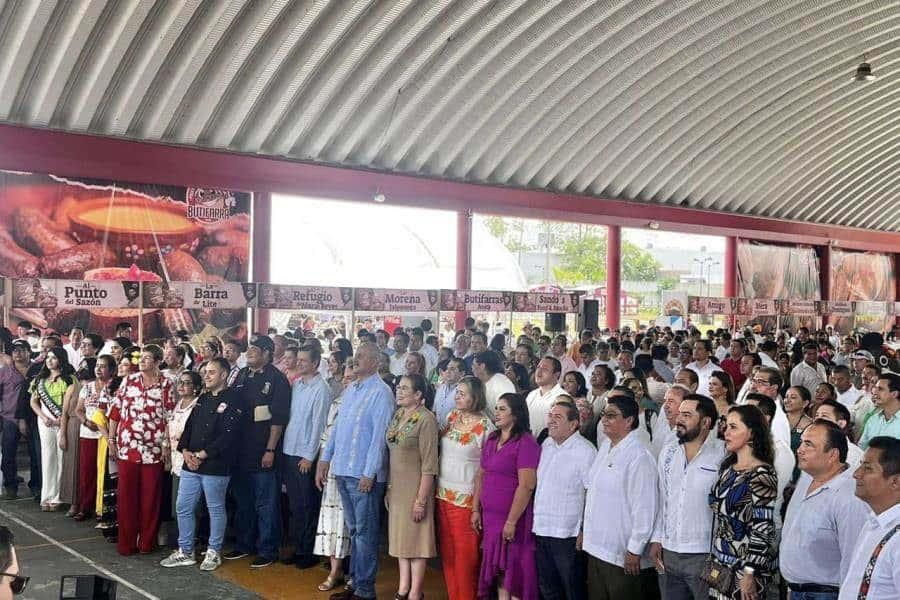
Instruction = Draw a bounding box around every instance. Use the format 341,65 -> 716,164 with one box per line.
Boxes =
1,489 -> 450,600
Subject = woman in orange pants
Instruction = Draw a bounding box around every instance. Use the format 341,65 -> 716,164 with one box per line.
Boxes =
435,376 -> 495,600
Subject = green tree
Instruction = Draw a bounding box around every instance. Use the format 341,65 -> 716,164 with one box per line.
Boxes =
483,216 -> 530,254
553,232 -> 607,285
553,232 -> 662,285
622,239 -> 662,280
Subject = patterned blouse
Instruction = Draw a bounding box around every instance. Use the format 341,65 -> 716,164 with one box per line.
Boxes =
708,463 -> 778,597
436,409 -> 495,509
108,372 -> 175,465
77,380 -> 113,440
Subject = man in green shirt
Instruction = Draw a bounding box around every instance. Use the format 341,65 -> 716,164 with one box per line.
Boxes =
860,373 -> 900,449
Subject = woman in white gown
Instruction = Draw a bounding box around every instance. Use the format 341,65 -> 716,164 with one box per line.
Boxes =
313,359 -> 355,592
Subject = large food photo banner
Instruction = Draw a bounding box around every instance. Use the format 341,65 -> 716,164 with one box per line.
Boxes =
828,249 -> 896,333
737,241 -> 821,331
0,170 -> 251,344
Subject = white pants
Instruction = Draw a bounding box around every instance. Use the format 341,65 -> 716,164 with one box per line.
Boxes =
37,419 -> 63,505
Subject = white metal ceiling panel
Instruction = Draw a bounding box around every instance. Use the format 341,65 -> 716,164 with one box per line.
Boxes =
0,0 -> 897,231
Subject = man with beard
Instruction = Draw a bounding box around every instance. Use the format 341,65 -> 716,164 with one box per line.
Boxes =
649,394 -> 724,600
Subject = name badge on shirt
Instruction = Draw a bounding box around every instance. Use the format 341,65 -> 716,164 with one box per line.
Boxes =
262,382 -> 271,395
216,402 -> 228,414
254,405 -> 272,422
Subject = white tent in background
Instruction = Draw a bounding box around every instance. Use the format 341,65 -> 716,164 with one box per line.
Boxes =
271,196 -> 527,291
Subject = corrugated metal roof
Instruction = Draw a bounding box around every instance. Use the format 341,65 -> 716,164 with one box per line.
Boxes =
1,0 -> 898,231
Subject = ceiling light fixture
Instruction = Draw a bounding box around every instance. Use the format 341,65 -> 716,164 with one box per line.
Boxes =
853,55 -> 876,82
373,188 -> 386,203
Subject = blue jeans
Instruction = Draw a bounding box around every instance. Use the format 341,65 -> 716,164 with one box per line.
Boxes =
789,592 -> 838,600
176,470 -> 229,553
231,469 -> 281,560
335,476 -> 386,600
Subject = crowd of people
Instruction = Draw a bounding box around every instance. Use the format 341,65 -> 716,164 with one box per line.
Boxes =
0,316 -> 898,600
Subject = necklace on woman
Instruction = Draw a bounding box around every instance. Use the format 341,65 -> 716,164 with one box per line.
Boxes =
788,413 -> 807,431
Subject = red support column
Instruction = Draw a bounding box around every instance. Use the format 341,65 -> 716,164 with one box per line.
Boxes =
606,225 -> 621,331
455,209 -> 473,331
725,236 -> 738,330
252,191 -> 272,334
724,236 -> 738,297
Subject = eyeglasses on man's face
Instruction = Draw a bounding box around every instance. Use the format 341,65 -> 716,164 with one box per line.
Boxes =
0,573 -> 28,595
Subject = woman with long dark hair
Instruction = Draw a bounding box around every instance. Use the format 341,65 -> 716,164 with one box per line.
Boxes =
326,350 -> 347,399
70,356 -> 104,520
437,376 -> 495,600
783,386 -> 813,483
489,334 -> 506,356
29,347 -> 77,511
93,354 -> 127,541
504,362 -> 533,396
560,371 -> 594,440
166,370 -> 203,543
707,405 -> 777,600
314,358 -> 356,593
472,393 -> 539,600
708,370 -> 736,440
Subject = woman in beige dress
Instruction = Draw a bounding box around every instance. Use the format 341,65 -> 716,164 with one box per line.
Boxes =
386,373 -> 439,600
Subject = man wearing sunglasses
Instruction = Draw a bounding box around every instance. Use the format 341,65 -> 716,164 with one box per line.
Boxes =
0,526 -> 28,597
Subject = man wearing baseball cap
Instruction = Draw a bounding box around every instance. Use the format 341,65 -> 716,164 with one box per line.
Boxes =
850,350 -> 874,390
224,335 -> 291,568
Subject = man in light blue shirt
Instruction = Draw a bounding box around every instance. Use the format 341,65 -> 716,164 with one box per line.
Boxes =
859,374 -> 900,450
317,342 -> 395,600
280,345 -> 332,569
433,357 -> 465,427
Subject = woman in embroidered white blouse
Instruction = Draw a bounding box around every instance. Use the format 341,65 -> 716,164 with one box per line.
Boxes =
436,376 -> 495,600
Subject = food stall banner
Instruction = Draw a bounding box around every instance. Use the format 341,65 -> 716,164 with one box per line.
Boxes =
855,301 -> 888,316
258,284 -> 353,311
11,278 -> 141,309
689,297 -> 734,315
731,298 -> 776,316
662,291 -> 688,317
440,290 -> 513,312
777,299 -> 818,315
511,292 -> 582,313
143,282 -> 258,309
0,171 -> 251,341
817,301 -> 854,317
354,288 -> 439,312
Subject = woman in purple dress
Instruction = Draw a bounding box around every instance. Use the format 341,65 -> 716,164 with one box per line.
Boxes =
470,392 -> 540,600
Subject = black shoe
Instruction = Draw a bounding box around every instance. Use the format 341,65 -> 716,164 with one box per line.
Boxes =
329,590 -> 355,600
280,555 -> 298,565
250,556 -> 274,568
294,556 -> 319,570
223,550 -> 249,561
